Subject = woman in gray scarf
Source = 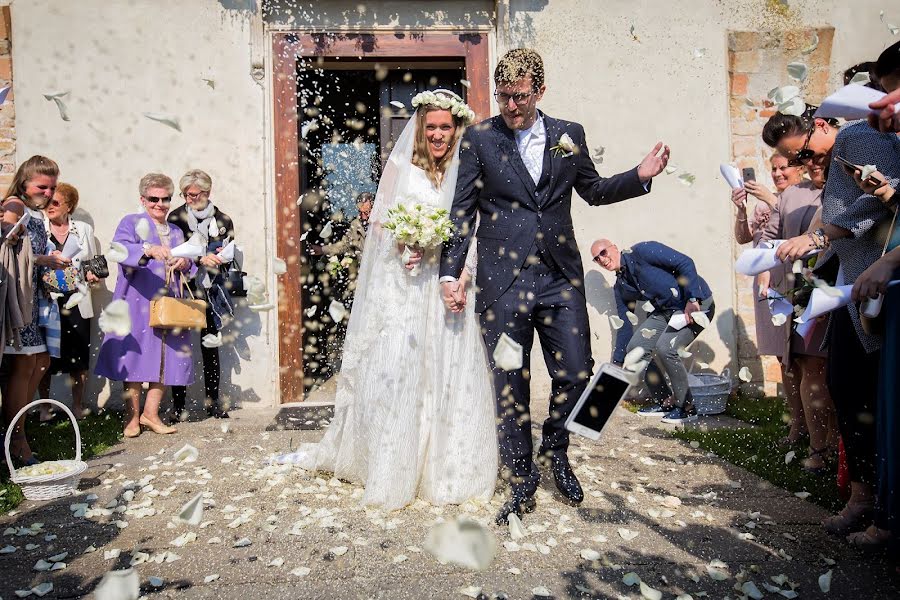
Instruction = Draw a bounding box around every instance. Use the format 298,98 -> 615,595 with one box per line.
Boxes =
167,169 -> 235,419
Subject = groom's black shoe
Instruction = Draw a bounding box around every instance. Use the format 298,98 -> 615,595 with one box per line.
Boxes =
540,452 -> 584,505
495,494 -> 536,526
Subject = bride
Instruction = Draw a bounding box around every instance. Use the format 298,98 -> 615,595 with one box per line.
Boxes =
277,90 -> 498,510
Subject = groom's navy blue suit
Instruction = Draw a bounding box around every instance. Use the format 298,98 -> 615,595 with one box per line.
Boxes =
440,112 -> 650,497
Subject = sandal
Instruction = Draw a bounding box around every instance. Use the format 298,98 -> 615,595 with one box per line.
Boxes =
823,502 -> 874,536
802,447 -> 832,475
779,430 -> 809,446
847,526 -> 891,549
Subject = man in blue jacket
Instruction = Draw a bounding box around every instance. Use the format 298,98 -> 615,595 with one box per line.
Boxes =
592,239 -> 715,424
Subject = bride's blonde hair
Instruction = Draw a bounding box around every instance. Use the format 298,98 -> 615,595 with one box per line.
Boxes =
411,91 -> 468,189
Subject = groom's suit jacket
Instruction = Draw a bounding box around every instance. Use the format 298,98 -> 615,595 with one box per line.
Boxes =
440,112 -> 651,313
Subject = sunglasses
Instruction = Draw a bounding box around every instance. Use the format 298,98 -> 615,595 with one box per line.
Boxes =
144,195 -> 172,204
788,123 -> 818,166
592,247 -> 610,262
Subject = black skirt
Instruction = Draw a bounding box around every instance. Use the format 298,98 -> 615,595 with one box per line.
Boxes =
49,293 -> 91,374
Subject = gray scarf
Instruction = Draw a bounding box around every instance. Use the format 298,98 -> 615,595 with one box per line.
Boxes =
185,202 -> 217,248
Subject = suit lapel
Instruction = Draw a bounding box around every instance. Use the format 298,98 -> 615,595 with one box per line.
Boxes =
493,119 -> 538,204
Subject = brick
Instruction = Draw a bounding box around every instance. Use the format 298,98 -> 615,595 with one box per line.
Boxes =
0,57 -> 11,82
732,137 -> 758,158
728,31 -> 760,53
763,357 -> 783,382
730,50 -> 762,74
731,117 -> 761,136
759,108 -> 777,118
731,73 -> 749,96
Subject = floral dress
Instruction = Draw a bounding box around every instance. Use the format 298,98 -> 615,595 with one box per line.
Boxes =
5,207 -> 48,354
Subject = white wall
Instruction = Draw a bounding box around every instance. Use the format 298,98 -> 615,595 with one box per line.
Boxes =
9,0 -> 898,406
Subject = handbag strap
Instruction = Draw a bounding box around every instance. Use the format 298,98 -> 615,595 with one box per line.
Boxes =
165,267 -> 197,300
877,206 -> 899,258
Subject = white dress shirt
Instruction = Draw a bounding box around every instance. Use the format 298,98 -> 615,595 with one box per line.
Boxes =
515,114 -> 546,185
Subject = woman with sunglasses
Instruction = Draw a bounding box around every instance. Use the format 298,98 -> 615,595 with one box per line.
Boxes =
95,173 -> 195,438
731,153 -> 806,445
763,81 -> 899,537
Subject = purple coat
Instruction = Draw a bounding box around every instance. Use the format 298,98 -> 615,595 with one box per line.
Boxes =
94,212 -> 197,386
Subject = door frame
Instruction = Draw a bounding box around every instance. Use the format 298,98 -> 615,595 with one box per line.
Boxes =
272,32 -> 491,403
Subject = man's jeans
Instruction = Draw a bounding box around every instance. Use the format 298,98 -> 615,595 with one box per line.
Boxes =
625,298 -> 715,408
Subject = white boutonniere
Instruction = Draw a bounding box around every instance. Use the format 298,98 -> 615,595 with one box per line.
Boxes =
550,133 -> 577,158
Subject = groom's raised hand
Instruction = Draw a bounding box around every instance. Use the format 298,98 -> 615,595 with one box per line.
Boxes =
637,142 -> 671,184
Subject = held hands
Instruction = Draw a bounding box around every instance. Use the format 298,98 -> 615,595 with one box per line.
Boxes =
852,254 -> 898,302
743,181 -> 778,208
37,251 -> 72,270
199,253 -> 224,268
775,234 -> 816,263
683,300 -> 701,325
441,280 -> 466,313
145,244 -> 172,262
636,142 -> 671,183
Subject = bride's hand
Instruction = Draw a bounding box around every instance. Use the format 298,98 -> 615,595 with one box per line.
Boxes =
399,244 -> 423,270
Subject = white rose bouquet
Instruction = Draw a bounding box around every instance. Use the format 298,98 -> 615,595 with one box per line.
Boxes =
383,202 -> 454,276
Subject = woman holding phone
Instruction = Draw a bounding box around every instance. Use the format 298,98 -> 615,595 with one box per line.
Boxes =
730,153 -> 806,445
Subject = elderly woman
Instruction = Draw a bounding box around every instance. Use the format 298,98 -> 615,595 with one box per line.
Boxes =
167,169 -> 235,419
1,155 -> 70,465
95,173 -> 195,438
38,183 -> 102,421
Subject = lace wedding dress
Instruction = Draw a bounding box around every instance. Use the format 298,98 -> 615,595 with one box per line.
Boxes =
276,118 -> 497,510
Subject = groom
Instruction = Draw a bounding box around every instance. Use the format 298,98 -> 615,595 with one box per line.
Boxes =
440,48 -> 670,524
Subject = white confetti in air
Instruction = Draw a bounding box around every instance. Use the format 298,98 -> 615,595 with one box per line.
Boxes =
202,332 -> 223,348
609,315 -> 624,330
493,333 -> 523,371
173,444 -> 198,463
320,221 -> 333,239
43,91 -> 70,121
106,241 -> 128,263
738,367 -> 752,382
692,48 -> 707,58
664,164 -> 677,175
98,300 -> 132,336
135,218 -> 150,241
143,112 -> 182,132
94,568 -> 140,600
249,303 -> 275,313
678,173 -> 696,186
300,120 -> 319,138
819,569 -> 832,593
304,306 -> 317,317
677,348 -> 692,358
626,311 -> 639,325
328,300 -> 347,323
801,32 -> 819,54
641,301 -> 655,313
460,79 -> 471,88
860,164 -> 877,181
389,100 -> 405,109
64,292 -> 85,310
424,517 -> 496,571
640,328 -> 656,339
792,260 -> 803,274
769,85 -> 801,105
778,96 -> 806,116
623,347 -> 646,370
772,313 -> 788,326
787,62 -> 808,82
785,451 -> 796,464
273,257 -> 287,275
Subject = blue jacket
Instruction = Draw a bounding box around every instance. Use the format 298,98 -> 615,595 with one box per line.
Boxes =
612,241 -> 712,362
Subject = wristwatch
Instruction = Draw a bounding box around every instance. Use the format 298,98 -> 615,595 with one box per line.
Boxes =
687,297 -> 698,304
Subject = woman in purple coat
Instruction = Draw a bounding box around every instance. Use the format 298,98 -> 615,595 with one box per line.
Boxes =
95,173 -> 195,438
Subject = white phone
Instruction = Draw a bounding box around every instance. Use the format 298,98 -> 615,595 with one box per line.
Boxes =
565,362 -> 633,441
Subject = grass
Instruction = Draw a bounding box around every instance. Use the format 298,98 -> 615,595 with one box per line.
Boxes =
670,393 -> 845,511
1,411 -> 123,513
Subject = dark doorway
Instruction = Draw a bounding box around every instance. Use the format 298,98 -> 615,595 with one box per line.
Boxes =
297,61 -> 466,393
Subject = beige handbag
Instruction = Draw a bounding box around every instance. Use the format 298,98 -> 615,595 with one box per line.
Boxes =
149,268 -> 207,330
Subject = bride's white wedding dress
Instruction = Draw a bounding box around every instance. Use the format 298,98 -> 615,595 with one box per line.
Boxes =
276,119 -> 497,510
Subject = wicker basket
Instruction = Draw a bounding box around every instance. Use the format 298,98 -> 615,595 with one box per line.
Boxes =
688,369 -> 732,416
4,399 -> 87,501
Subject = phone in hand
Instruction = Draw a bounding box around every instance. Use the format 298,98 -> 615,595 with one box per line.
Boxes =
741,167 -> 756,183
833,155 -> 861,172
565,362 -> 633,441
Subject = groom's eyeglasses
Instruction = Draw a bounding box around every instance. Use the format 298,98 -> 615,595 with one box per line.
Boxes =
592,248 -> 610,262
494,90 -> 534,106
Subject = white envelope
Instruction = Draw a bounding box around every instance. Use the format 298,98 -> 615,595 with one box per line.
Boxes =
170,242 -> 205,259
667,310 -> 709,331
720,163 -> 744,190
815,84 -> 900,121
217,240 -> 236,262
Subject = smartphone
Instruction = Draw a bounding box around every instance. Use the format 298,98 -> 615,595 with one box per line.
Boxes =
833,155 -> 861,172
741,167 -> 756,183
565,362 -> 633,441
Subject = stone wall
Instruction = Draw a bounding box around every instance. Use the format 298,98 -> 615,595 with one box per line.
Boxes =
727,27 -> 834,396
0,5 -> 13,192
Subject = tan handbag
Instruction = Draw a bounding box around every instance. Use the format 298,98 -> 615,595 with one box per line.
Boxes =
149,268 -> 207,330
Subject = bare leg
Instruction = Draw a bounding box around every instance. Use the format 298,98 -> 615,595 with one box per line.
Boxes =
123,382 -> 142,437
4,354 -> 39,461
781,362 -> 806,443
38,367 -> 53,421
796,356 -> 837,470
70,370 -> 87,417
140,384 -> 176,434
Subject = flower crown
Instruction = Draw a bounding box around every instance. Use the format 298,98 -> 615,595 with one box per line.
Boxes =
411,89 -> 476,125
